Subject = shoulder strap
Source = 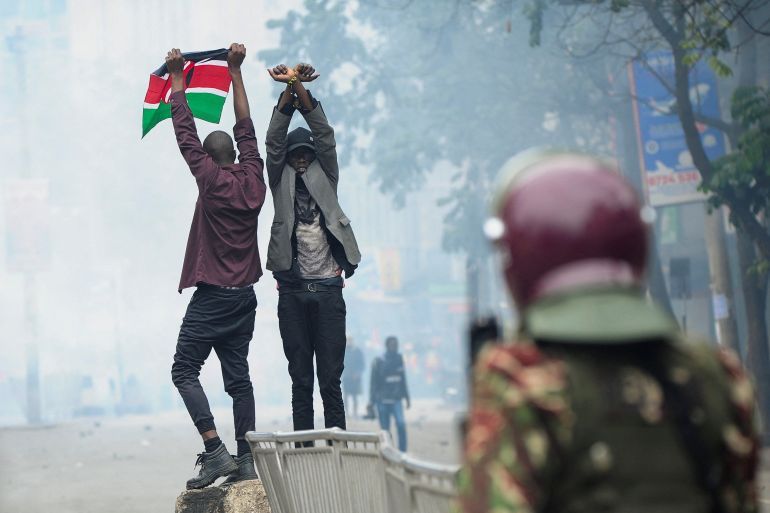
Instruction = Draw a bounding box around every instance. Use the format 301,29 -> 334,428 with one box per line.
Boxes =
639,341 -> 725,513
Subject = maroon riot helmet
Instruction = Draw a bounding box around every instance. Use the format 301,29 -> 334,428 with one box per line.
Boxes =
487,149 -> 652,312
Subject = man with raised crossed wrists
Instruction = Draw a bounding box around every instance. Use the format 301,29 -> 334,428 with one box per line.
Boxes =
165,44 -> 264,488
265,63 -> 361,437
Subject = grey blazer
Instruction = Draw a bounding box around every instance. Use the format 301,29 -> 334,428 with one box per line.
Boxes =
264,104 -> 361,273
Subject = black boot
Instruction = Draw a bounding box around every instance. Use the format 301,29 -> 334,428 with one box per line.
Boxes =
186,443 -> 239,490
222,453 -> 258,484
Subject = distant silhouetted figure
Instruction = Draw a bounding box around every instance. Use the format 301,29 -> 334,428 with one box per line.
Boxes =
369,336 -> 411,452
343,336 -> 365,418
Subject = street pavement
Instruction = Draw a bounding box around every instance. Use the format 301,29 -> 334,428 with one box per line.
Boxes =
1,400 -> 767,513
0,399 -> 461,513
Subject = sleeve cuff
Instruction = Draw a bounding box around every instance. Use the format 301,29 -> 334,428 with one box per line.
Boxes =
277,91 -> 296,116
280,103 -> 296,116
169,90 -> 187,105
271,107 -> 293,122
234,117 -> 254,132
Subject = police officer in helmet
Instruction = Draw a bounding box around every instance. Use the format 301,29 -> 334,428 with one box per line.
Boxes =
458,150 -> 758,513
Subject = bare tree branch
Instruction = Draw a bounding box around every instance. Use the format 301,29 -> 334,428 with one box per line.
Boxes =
642,0 -> 682,46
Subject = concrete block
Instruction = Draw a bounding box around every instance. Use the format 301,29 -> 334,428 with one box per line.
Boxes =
175,480 -> 271,513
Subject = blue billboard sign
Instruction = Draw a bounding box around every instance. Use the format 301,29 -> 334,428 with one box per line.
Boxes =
629,51 -> 726,206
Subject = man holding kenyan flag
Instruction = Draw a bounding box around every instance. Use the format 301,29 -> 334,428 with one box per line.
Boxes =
164,44 -> 265,489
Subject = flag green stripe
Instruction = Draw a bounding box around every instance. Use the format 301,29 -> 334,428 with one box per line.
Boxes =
187,92 -> 227,123
142,102 -> 171,137
142,92 -> 228,138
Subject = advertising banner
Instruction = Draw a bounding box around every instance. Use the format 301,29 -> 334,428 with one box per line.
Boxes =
629,51 -> 726,206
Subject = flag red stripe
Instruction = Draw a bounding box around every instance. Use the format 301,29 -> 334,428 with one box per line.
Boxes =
143,63 -> 229,104
144,73 -> 169,103
187,65 -> 231,92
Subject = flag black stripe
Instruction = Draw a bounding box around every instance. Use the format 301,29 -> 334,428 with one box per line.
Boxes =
151,48 -> 228,77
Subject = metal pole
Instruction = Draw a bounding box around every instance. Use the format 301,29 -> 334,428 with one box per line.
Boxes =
703,206 -> 739,350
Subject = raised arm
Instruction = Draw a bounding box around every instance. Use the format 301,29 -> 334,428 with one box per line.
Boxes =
293,64 -> 339,188
227,44 -> 264,185
265,64 -> 298,188
227,43 -> 249,122
167,48 -> 216,190
291,63 -> 317,111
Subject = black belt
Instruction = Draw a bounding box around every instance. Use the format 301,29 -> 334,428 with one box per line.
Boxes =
278,283 -> 341,294
198,283 -> 253,290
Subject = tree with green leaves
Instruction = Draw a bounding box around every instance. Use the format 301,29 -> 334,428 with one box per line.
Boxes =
526,0 -> 770,440
527,0 -> 770,254
260,0 -> 625,317
262,0 -> 770,439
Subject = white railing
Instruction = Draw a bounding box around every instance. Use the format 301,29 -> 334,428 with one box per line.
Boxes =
245,428 -> 459,513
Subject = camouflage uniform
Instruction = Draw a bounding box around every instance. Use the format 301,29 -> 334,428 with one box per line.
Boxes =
457,151 -> 759,513
457,326 -> 758,512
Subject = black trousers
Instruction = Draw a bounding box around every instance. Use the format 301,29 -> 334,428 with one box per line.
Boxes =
171,284 -> 257,442
278,286 -> 347,431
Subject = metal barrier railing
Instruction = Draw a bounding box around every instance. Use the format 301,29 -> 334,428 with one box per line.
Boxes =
402,456 -> 458,513
336,431 -> 388,513
381,444 -> 413,513
245,428 -> 459,513
247,432 -> 292,513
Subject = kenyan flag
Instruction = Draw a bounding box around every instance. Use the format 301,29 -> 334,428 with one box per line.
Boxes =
142,49 -> 231,138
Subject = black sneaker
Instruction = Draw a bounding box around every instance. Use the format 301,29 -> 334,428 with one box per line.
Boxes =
222,453 -> 258,485
186,443 -> 239,490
